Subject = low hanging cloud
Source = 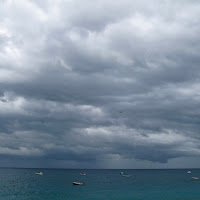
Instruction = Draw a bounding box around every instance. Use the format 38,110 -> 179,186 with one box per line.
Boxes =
0,0 -> 200,168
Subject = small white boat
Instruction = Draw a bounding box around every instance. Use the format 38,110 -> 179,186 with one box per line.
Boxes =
187,171 -> 191,174
80,173 -> 86,176
192,177 -> 199,180
122,174 -> 131,177
35,172 -> 43,175
73,182 -> 84,185
120,172 -> 124,175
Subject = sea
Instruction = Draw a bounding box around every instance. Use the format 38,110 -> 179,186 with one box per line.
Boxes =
0,168 -> 200,200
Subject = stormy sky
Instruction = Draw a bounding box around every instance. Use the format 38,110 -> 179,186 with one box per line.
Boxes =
0,0 -> 200,169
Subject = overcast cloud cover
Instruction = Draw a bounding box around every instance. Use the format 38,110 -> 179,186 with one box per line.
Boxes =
0,0 -> 200,168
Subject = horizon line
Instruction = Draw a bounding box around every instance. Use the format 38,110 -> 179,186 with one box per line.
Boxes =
0,167 -> 199,170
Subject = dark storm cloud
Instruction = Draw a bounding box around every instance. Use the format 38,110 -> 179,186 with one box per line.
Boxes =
0,0 -> 200,168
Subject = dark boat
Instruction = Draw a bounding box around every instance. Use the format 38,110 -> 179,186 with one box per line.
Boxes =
10,182 -> 18,184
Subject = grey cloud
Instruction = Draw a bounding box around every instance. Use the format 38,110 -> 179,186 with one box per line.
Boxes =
0,0 -> 200,168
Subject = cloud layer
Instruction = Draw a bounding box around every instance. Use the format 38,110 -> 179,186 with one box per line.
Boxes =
0,0 -> 200,168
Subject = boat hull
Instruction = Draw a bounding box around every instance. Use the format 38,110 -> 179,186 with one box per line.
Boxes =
73,182 -> 84,185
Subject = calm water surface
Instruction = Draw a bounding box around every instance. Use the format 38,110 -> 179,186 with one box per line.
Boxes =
0,168 -> 200,200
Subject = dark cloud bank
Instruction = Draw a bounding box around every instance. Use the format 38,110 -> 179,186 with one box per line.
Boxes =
0,0 -> 200,168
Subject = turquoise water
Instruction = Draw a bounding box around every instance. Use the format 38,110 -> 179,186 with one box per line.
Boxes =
0,168 -> 200,200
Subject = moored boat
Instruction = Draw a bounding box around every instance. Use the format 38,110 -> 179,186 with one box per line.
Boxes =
192,177 -> 199,180
10,182 -> 18,184
35,172 -> 43,175
122,174 -> 131,177
80,173 -> 86,175
73,182 -> 84,185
